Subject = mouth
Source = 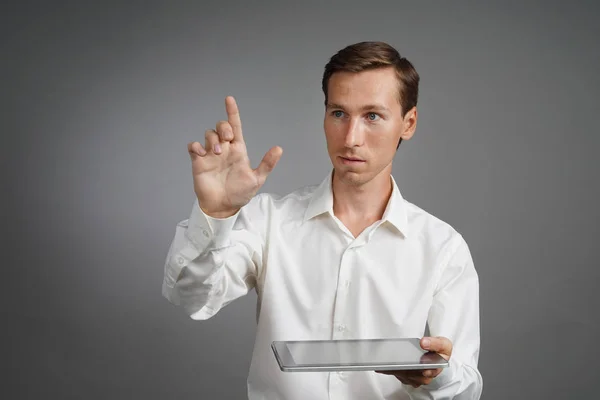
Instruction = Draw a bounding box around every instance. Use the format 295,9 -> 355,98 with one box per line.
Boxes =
339,156 -> 366,164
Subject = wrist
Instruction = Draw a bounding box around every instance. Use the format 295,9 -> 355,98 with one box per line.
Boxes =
200,207 -> 240,219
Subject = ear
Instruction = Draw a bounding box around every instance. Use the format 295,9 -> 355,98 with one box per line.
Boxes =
400,106 -> 418,140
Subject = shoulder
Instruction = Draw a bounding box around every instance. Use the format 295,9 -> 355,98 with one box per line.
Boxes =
243,183 -> 320,218
403,198 -> 468,257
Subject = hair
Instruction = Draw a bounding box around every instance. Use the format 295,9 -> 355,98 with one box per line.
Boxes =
321,41 -> 420,148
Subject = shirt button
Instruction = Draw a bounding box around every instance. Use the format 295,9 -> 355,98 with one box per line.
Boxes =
337,324 -> 346,332
214,254 -> 222,264
202,230 -> 210,238
345,280 -> 350,288
177,256 -> 185,265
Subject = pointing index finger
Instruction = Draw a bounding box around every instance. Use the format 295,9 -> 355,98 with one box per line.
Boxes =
225,96 -> 243,141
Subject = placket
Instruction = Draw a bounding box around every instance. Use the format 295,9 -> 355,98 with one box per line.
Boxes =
331,242 -> 354,341
328,236 -> 364,399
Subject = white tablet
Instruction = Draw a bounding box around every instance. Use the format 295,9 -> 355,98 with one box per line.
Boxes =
271,338 -> 448,372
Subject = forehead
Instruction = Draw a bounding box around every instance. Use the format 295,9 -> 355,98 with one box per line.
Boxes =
327,67 -> 400,108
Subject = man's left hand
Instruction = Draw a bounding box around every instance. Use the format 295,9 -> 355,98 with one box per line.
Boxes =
376,336 -> 452,388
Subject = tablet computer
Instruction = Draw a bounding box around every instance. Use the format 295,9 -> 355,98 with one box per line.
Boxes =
271,338 -> 448,372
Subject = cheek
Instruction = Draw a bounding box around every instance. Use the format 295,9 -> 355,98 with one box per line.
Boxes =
324,117 -> 342,130
324,120 -> 343,142
366,125 -> 399,150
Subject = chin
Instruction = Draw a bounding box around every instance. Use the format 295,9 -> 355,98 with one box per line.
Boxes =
334,169 -> 370,186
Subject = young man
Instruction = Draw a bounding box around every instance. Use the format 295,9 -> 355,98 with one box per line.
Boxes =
162,41 -> 482,399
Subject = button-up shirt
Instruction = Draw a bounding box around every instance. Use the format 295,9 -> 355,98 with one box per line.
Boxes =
162,172 -> 482,399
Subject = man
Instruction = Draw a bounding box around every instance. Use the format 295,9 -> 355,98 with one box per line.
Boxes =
162,41 -> 482,399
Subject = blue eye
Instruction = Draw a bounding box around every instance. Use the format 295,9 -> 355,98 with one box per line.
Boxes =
367,113 -> 379,121
333,110 -> 344,118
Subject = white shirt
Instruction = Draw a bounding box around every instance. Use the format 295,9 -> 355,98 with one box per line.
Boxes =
162,172 -> 483,399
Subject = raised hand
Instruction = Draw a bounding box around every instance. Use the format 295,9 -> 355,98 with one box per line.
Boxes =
188,96 -> 283,218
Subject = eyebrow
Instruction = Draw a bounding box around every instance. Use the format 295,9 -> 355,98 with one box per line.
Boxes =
326,103 -> 390,113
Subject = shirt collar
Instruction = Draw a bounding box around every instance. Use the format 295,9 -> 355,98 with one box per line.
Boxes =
303,170 -> 410,238
303,171 -> 335,222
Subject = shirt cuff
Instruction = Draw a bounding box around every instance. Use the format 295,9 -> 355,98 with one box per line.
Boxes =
186,199 -> 240,250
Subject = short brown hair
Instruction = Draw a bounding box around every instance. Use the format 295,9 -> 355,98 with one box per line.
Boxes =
322,41 -> 420,147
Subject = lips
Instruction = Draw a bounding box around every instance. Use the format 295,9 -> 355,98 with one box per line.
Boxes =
341,156 -> 365,162
339,156 -> 366,165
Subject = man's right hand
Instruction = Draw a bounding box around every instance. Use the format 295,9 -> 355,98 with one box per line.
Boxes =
187,96 -> 283,218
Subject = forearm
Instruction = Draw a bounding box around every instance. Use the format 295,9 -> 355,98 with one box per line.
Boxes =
162,199 -> 262,319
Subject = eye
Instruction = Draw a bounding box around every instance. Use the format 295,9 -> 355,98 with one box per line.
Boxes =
332,110 -> 344,118
367,112 -> 380,121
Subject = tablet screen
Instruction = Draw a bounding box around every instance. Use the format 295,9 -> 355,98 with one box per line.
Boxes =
286,338 -> 425,365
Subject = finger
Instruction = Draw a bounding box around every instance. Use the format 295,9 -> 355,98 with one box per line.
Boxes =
188,141 -> 207,157
205,129 -> 222,154
421,336 -> 452,359
393,370 -> 423,379
254,146 -> 283,184
421,368 -> 442,378
225,96 -> 243,142
410,376 -> 432,386
396,370 -> 438,388
377,370 -> 421,380
215,120 -> 234,142
428,368 -> 443,378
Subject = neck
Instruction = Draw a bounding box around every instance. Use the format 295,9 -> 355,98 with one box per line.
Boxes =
331,168 -> 393,222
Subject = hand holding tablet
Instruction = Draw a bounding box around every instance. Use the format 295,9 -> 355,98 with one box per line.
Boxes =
375,336 -> 453,388
271,337 -> 449,372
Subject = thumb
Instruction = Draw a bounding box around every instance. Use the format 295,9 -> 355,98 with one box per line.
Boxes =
421,337 -> 452,360
254,146 -> 283,185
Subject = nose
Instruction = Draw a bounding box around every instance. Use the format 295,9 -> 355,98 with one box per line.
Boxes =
344,118 -> 364,147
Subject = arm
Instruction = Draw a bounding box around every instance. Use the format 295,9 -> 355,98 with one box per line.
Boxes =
406,234 -> 483,399
162,196 -> 265,320
161,95 -> 282,319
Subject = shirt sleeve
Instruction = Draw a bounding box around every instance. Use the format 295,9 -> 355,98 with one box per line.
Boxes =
406,234 -> 483,399
161,195 -> 267,320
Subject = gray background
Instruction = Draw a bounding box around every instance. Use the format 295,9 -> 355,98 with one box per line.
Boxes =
3,1 -> 599,399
